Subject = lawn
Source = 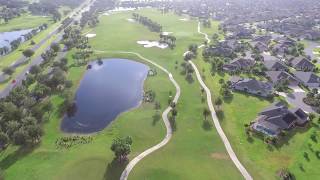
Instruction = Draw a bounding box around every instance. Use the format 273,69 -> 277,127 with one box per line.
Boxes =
0,14 -> 51,32
195,53 -> 320,180
0,9 -> 242,180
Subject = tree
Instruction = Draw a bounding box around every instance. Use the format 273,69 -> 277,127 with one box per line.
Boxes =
203,108 -> 210,121
2,67 -> 14,75
32,83 -> 51,99
29,65 -> 41,75
0,132 -> 9,150
22,49 -> 35,59
50,43 -> 60,53
277,168 -> 294,180
25,125 -> 43,144
12,129 -> 29,145
110,136 -> 133,163
214,97 -> 223,107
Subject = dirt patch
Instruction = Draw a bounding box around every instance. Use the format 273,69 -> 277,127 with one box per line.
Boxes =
210,153 -> 229,160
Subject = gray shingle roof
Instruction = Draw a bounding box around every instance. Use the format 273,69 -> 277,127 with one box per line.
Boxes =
293,71 -> 320,84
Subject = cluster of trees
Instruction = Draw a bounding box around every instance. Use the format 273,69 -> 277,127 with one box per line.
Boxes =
219,79 -> 233,99
143,90 -> 156,103
202,19 -> 211,28
80,10 -> 99,28
180,62 -> 194,83
169,102 -> 178,131
40,0 -> 86,8
0,43 -> 74,149
184,44 -> 198,61
0,87 -> 48,148
110,136 -> 133,163
23,24 -> 48,42
0,6 -> 22,23
304,88 -> 320,113
159,34 -> 176,49
62,26 -> 93,64
0,46 -> 9,56
90,0 -> 116,13
132,13 -> 162,32
28,1 -> 61,22
62,27 -> 83,50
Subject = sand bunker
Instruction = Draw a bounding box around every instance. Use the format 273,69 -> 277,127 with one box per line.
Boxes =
109,7 -> 136,13
210,153 -> 229,160
137,40 -> 168,49
85,34 -> 96,38
103,12 -> 110,16
127,18 -> 135,23
161,32 -> 173,36
179,18 -> 189,21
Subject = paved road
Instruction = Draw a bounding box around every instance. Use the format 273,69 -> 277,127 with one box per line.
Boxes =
0,0 -> 95,98
195,23 -> 253,180
94,51 -> 180,180
279,86 -> 317,113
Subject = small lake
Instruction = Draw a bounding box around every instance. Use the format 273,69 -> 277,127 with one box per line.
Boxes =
0,29 -> 32,49
61,59 -> 149,134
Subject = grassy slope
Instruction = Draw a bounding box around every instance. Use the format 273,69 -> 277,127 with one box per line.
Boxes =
1,50 -> 171,180
0,9 -> 242,180
0,14 -> 51,32
195,52 -> 320,179
103,10 -> 242,180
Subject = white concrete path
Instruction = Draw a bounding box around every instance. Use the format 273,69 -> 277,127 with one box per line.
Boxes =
94,50 -> 180,180
193,23 -> 253,180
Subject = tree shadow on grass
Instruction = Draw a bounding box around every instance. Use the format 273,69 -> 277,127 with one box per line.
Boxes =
202,120 -> 213,131
0,145 -> 37,170
216,110 -> 225,121
103,158 -> 128,180
223,95 -> 233,104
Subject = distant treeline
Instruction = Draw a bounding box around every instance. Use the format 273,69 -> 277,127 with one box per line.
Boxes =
40,0 -> 86,8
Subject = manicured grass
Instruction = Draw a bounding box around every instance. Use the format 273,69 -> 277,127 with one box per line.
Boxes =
0,52 -> 172,180
195,54 -> 320,180
0,9 -> 242,180
0,14 -> 51,32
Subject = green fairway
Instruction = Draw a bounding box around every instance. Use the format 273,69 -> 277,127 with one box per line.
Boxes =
0,9 -> 242,180
0,14 -> 51,32
195,55 -> 320,180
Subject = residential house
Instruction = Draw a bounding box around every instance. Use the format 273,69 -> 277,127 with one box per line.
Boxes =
230,76 -> 273,97
263,60 -> 288,71
206,46 -> 236,59
266,71 -> 299,86
253,35 -> 272,44
293,71 -> 320,88
251,102 -> 309,137
253,41 -> 268,53
288,57 -> 315,71
223,58 -> 255,72
303,30 -> 320,41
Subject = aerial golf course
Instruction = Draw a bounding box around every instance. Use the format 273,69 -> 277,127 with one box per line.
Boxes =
0,8 -> 319,180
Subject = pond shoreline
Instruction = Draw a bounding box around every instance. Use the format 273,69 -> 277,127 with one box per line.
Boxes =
60,58 -> 150,134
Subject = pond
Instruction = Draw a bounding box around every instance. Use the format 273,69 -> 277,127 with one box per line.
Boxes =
0,29 -> 32,49
61,59 -> 149,134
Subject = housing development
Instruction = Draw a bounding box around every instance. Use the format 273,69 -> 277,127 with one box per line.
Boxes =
0,0 -> 319,180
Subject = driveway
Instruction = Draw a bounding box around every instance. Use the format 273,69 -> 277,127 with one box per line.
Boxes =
279,86 -> 317,113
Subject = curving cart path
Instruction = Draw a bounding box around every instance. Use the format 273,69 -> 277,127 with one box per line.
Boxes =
95,50 -> 180,180
191,22 -> 253,180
